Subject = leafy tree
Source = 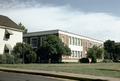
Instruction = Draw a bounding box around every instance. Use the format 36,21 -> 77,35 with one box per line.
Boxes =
18,22 -> 27,33
114,43 -> 120,61
87,45 -> 104,63
37,35 -> 71,63
12,43 -> 37,63
104,40 -> 115,60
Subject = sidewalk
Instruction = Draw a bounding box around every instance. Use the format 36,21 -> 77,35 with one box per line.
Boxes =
0,67 -> 119,81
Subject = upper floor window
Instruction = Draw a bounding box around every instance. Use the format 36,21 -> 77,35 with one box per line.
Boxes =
31,37 -> 38,48
4,29 -> 13,40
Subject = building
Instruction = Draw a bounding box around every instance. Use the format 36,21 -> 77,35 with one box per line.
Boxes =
0,15 -> 23,54
23,29 -> 103,62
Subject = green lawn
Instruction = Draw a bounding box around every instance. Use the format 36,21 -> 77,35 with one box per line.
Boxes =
0,63 -> 120,78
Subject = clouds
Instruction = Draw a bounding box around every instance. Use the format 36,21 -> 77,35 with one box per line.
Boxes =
1,6 -> 120,42
0,0 -> 120,41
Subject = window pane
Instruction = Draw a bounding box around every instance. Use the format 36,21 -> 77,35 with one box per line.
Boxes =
31,38 -> 38,48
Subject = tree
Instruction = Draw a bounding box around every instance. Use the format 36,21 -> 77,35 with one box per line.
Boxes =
87,45 -> 104,63
18,22 -> 27,33
104,40 -> 115,60
37,35 -> 71,63
114,43 -> 120,61
12,43 -> 37,63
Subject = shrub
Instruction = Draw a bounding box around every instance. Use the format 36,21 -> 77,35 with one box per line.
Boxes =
79,58 -> 89,63
102,59 -> 113,63
12,43 -> 37,63
0,55 -> 2,64
1,53 -> 14,64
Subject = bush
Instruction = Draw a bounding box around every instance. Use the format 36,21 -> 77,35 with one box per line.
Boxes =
12,43 -> 37,63
0,55 -> 2,64
79,58 -> 89,63
102,59 -> 113,63
0,53 -> 14,64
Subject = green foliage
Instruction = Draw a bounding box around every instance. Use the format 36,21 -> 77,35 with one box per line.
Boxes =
18,22 -> 27,33
104,40 -> 115,60
37,35 -> 71,63
87,46 -> 104,63
64,45 -> 71,55
114,43 -> 120,61
0,55 -> 2,63
0,53 -> 14,64
104,40 -> 120,61
104,40 -> 115,53
102,59 -> 113,63
79,58 -> 89,63
12,43 -> 37,63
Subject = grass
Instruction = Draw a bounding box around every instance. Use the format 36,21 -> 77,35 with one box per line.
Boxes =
0,63 -> 120,78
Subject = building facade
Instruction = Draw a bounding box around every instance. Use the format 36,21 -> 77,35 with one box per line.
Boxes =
0,15 -> 23,54
23,30 -> 103,62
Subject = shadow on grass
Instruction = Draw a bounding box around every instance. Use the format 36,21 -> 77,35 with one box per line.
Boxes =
74,79 -> 107,81
97,69 -> 120,72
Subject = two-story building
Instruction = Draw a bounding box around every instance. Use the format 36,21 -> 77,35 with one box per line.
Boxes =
0,15 -> 23,54
23,29 -> 103,62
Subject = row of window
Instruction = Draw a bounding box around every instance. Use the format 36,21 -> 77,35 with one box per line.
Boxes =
25,36 -> 82,48
69,37 -> 82,46
28,36 -> 47,48
71,50 -> 82,58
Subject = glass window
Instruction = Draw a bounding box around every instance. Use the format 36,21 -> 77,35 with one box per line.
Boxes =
69,36 -> 71,45
71,51 -> 73,57
78,51 -> 81,58
78,39 -> 80,46
5,34 -> 10,39
75,38 -> 77,45
81,52 -> 82,57
72,37 -> 73,45
4,29 -> 13,40
31,37 -> 38,48
75,51 -> 77,57
4,49 -> 9,54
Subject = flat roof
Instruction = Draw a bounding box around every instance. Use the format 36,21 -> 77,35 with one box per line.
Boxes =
24,29 -> 103,43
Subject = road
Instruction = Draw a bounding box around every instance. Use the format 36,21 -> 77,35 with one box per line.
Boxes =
0,71 -> 75,81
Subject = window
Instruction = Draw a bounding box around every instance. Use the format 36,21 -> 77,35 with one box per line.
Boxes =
5,34 -> 10,39
72,51 -> 75,57
71,37 -> 73,45
4,44 -> 12,54
23,38 -> 28,44
75,38 -> 77,45
31,37 -> 38,48
78,51 -> 80,58
4,29 -> 13,40
78,39 -> 80,46
81,52 -> 82,57
75,51 -> 77,57
69,36 -> 71,45
73,37 -> 75,45
4,49 -> 9,54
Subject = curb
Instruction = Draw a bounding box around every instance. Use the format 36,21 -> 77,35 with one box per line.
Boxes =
0,67 -> 118,81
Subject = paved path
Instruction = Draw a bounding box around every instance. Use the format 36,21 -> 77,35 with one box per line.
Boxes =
0,67 -> 119,81
0,71 -> 75,81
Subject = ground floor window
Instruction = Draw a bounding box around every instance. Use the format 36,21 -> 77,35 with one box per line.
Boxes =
71,50 -> 82,58
4,44 -> 12,54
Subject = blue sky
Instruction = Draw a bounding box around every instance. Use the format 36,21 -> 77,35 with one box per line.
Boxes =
0,0 -> 120,41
